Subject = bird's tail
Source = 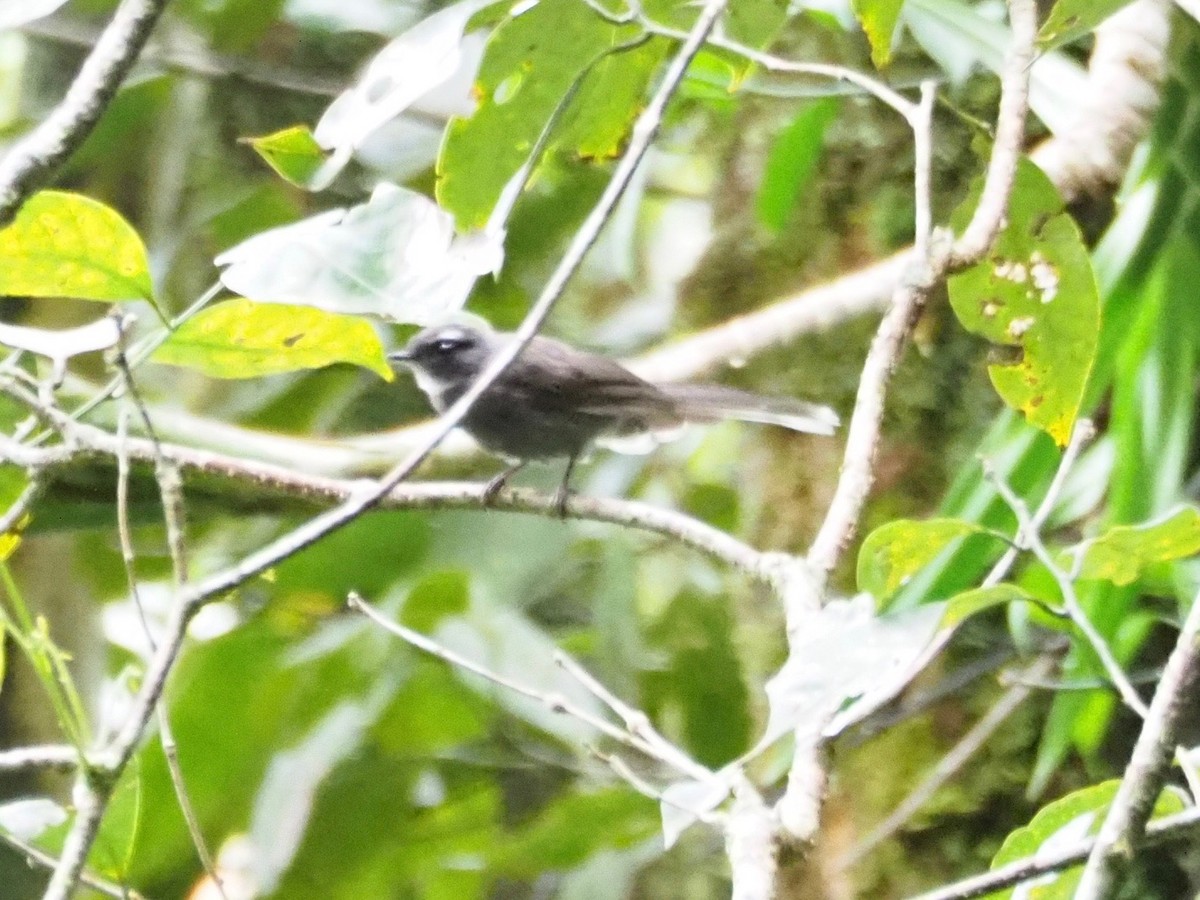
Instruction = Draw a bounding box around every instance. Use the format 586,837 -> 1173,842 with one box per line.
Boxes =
660,383 -> 840,435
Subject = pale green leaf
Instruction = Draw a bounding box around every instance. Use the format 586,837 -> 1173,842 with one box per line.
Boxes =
153,299 -> 393,380
857,518 -> 997,602
1038,0 -> 1136,51
1072,507 -> 1200,586
0,191 -> 152,302
244,125 -> 329,189
853,0 -> 904,67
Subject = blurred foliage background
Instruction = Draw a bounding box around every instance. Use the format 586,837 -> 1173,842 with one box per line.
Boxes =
1,0 -> 1199,897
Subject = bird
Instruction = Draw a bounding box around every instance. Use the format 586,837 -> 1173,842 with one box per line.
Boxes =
389,323 -> 839,515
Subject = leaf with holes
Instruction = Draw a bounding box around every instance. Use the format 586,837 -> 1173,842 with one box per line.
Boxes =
948,159 -> 1100,446
153,299 -> 392,379
437,0 -> 664,229
0,191 -> 153,302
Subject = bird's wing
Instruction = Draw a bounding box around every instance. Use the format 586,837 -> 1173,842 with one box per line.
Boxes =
499,335 -> 681,430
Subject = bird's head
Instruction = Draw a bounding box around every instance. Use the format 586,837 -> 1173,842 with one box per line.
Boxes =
388,323 -> 493,393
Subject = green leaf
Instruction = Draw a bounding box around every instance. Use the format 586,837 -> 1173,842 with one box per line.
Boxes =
985,780 -> 1185,898
942,583 -> 1035,628
757,98 -> 839,233
852,0 -> 904,67
437,0 -> 663,229
489,788 -> 655,877
1037,0 -> 1136,51
0,191 -> 153,302
948,158 -> 1100,446
1071,507 -> 1200,586
857,518 -> 999,602
152,298 -> 393,380
244,125 -> 329,188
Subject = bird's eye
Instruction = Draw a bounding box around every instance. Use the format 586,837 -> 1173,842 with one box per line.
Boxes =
434,338 -> 461,353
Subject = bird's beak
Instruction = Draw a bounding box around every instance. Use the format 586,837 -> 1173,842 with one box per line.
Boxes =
387,349 -> 412,363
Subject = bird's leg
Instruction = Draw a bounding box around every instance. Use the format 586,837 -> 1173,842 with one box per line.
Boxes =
553,455 -> 578,519
482,460 -> 527,506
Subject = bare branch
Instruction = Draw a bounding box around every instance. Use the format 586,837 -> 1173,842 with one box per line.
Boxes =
908,805 -> 1200,900
806,0 -> 1039,578
0,0 -> 171,223
350,594 -> 710,780
1074,586 -> 1200,897
842,653 -> 1058,867
0,744 -> 78,772
0,829 -> 142,900
989,468 -> 1149,719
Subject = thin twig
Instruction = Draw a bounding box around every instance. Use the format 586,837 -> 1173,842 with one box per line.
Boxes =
989,469 -> 1148,719
0,829 -> 143,900
349,594 -> 708,778
1074,586 -> 1200,897
983,420 -> 1096,587
806,0 -> 1039,578
908,805 -> 1200,900
0,744 -> 78,772
111,338 -> 224,899
554,651 -> 712,782
842,653 -> 1058,867
0,0 -> 171,222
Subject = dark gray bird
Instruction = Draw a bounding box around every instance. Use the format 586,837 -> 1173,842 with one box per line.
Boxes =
389,323 -> 839,514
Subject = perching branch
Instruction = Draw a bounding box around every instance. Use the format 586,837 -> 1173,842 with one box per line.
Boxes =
1074,585 -> 1200,897
0,0 -> 171,223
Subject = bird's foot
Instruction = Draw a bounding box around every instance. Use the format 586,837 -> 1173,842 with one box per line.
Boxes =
481,471 -> 509,506
552,484 -> 573,519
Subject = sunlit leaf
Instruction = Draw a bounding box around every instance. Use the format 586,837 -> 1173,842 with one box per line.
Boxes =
986,780 -> 1185,897
244,125 -> 331,189
152,298 -> 393,380
215,183 -> 502,324
0,191 -> 153,302
1038,0 -> 1137,51
949,158 -> 1100,446
757,98 -> 839,233
857,517 -> 998,602
852,0 -> 904,67
1071,506 -> 1200,586
438,0 -> 662,229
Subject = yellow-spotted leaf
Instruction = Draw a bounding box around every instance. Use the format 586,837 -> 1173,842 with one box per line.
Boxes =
153,299 -> 392,380
0,191 -> 153,302
1071,506 -> 1200,586
948,159 -> 1100,446
857,518 -> 1000,603
244,125 -> 330,189
852,0 -> 904,67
